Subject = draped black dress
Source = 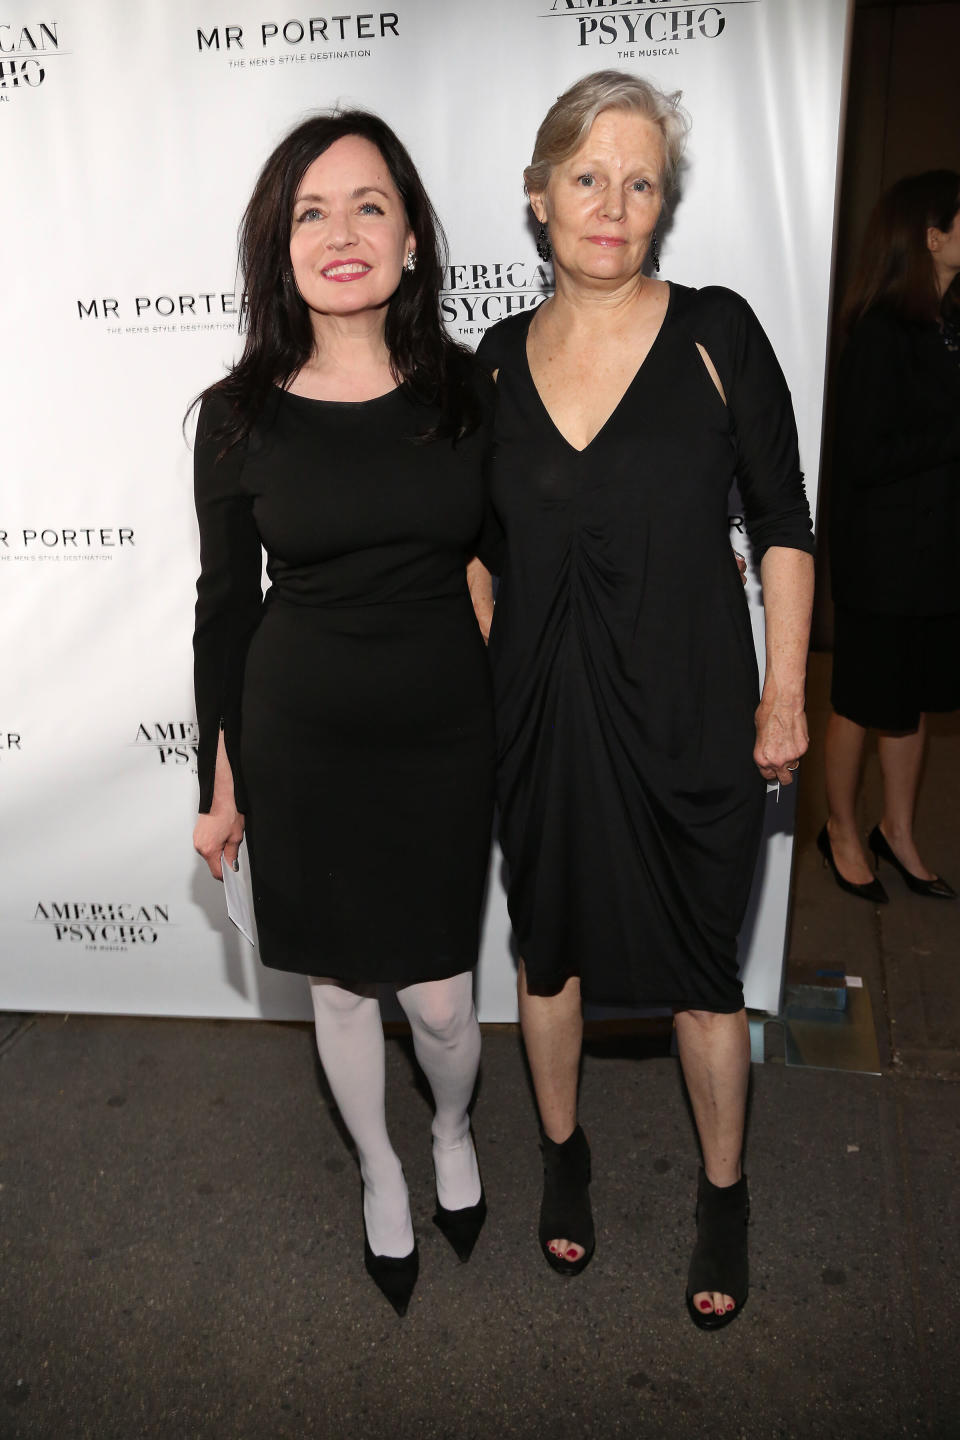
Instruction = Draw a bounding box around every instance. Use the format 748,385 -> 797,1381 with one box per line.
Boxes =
192,376 -> 495,982
476,285 -> 814,1011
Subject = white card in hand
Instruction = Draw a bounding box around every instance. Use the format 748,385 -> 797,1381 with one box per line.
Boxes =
222,850 -> 255,945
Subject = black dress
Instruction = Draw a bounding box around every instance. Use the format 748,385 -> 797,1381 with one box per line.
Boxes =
193,379 -> 495,982
476,285 -> 814,1011
829,305 -> 960,731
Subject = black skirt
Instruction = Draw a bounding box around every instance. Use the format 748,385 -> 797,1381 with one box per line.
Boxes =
831,604 -> 960,731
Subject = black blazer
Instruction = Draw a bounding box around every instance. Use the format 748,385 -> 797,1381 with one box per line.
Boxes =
830,305 -> 960,616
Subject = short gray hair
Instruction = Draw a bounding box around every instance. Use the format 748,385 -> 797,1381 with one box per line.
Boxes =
524,70 -> 690,199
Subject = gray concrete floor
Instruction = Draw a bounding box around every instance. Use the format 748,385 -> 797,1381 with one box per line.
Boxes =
2,654 -> 958,1439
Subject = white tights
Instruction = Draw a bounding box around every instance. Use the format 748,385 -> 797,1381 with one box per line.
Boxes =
309,971 -> 482,1258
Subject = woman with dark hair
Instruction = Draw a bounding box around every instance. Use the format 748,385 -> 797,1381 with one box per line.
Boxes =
820,170 -> 960,902
473,71 -> 815,1328
191,111 -> 495,1316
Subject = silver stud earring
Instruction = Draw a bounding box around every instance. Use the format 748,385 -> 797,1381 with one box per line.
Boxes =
535,223 -> 552,262
404,250 -> 417,273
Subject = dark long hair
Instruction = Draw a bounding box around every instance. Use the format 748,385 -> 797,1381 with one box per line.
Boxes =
842,169 -> 960,333
195,109 -> 478,447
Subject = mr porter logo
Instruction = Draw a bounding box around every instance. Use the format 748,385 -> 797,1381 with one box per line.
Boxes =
34,901 -> 172,951
0,730 -> 22,761
0,21 -> 62,96
76,290 -> 240,337
0,526 -> 135,563
196,12 -> 400,67
134,722 -> 199,774
542,0 -> 735,53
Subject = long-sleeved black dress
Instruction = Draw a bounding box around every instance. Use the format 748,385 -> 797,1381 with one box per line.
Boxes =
476,284 -> 814,1011
192,378 -> 495,982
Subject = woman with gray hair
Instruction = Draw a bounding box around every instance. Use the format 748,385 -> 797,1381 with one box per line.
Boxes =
475,70 -> 815,1328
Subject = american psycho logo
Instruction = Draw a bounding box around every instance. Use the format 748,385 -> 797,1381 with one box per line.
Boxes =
134,722 -> 199,773
541,0 -> 734,50
0,20 -> 61,95
441,262 -> 552,339
33,901 -> 172,949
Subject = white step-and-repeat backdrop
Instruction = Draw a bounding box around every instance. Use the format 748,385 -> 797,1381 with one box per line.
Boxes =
4,0 -> 850,1021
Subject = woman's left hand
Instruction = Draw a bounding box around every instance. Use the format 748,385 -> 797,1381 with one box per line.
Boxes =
753,547 -> 814,786
753,695 -> 808,786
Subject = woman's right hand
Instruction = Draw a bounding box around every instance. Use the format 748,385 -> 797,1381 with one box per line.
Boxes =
193,804 -> 245,882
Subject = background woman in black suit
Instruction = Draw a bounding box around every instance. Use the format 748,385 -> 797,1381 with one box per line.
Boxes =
820,171 -> 960,902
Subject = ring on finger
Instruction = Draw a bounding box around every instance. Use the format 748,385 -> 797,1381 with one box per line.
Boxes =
786,761 -> 800,772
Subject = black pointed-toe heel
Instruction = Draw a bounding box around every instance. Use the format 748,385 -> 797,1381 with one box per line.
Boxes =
816,824 -> 889,904
433,1190 -> 487,1263
686,1169 -> 749,1331
363,1229 -> 419,1317
539,1124 -> 595,1277
868,825 -> 956,899
432,1133 -> 487,1262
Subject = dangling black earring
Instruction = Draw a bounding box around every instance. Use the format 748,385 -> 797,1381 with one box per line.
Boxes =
536,223 -> 552,262
650,231 -> 660,273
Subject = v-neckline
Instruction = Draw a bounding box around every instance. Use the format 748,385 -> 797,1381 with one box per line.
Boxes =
522,283 -> 673,456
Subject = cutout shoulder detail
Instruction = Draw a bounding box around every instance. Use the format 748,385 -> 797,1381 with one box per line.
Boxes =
695,343 -> 726,405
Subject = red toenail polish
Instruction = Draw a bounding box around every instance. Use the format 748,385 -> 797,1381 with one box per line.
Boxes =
726,1303 -> 734,1312
700,1300 -> 712,1311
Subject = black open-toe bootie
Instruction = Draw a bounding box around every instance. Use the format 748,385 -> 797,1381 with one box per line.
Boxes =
539,1124 -> 596,1277
363,1228 -> 419,1317
686,1168 -> 749,1331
